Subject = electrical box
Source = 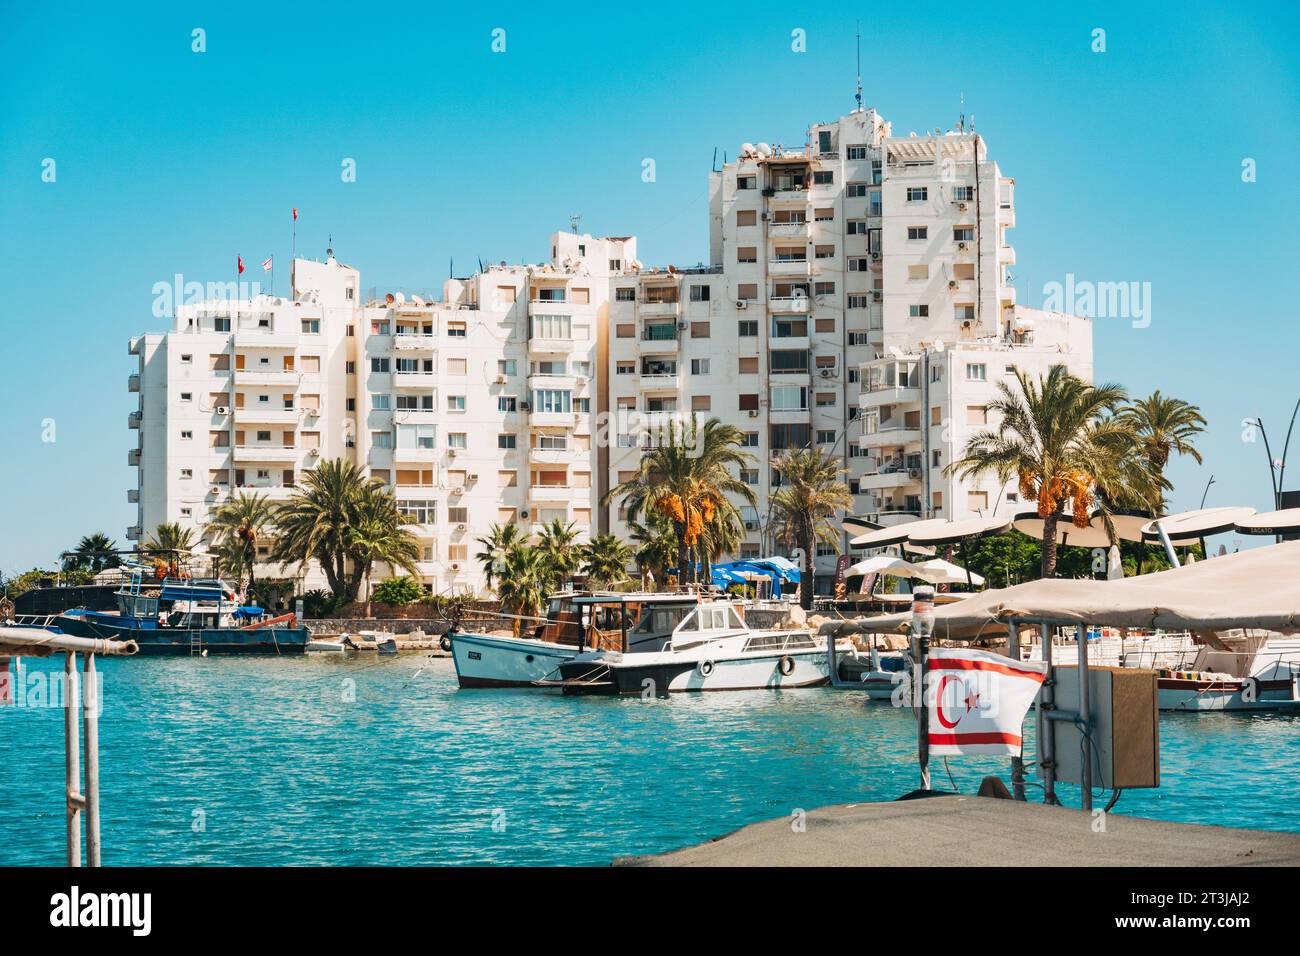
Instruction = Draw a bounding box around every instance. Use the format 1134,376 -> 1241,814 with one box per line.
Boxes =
1045,665 -> 1160,790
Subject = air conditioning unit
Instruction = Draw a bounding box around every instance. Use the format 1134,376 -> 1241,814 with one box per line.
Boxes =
744,520 -> 759,531
451,486 -> 465,496
957,202 -> 969,211
210,486 -> 221,495
819,368 -> 834,378
761,211 -> 770,221
870,252 -> 881,261
447,449 -> 457,458
747,409 -> 760,418
519,509 -> 530,519
456,523 -> 468,533
735,299 -> 748,309
909,468 -> 922,479
958,241 -> 969,251
575,376 -> 587,385
215,406 -> 229,415
948,280 -> 958,290
467,473 -> 479,482
495,375 -> 508,384
450,562 -> 461,572
307,448 -> 319,457
520,401 -> 530,411
676,321 -> 688,331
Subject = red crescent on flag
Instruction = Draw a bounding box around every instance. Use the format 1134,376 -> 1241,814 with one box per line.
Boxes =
935,674 -> 962,729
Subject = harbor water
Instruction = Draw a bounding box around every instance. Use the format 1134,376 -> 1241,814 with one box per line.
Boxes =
3,653 -> 1299,866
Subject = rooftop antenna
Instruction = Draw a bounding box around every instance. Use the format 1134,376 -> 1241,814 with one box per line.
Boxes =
854,22 -> 863,112
569,213 -> 582,234
958,92 -> 966,133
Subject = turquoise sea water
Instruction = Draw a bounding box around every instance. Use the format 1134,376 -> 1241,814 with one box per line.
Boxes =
2,654 -> 1298,866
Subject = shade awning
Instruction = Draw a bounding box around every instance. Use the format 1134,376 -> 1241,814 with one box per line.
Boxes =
1140,506 -> 1257,542
1235,508 -> 1300,536
820,539 -> 1300,639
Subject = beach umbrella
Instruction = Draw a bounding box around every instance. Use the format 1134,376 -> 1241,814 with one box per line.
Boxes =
915,558 -> 985,588
1234,507 -> 1300,536
1106,544 -> 1123,580
847,554 -> 926,578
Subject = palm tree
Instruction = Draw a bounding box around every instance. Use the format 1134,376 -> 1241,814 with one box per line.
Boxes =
536,519 -> 581,590
347,484 -> 422,617
495,544 -> 551,635
603,417 -> 755,585
770,447 -> 853,609
1119,390 -> 1207,509
627,512 -> 676,589
475,522 -> 524,594
946,366 -> 1146,578
582,535 -> 634,590
65,533 -> 120,573
208,491 -> 276,593
271,458 -> 372,602
143,522 -> 195,558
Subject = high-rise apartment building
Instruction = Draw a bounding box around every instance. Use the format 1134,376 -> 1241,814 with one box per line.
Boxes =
128,106 -> 1090,597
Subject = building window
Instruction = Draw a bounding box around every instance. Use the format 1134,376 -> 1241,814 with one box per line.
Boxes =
498,434 -> 517,449
907,227 -> 928,240
370,358 -> 390,373
689,285 -> 710,302
906,187 -> 928,202
847,146 -> 868,160
615,287 -> 635,301
737,175 -> 756,190
738,320 -> 758,337
498,359 -> 516,376
372,394 -> 391,410
909,304 -> 930,318
954,186 -> 975,201
447,321 -> 467,337
737,246 -> 757,264
954,226 -> 975,242
448,432 -> 467,449
301,319 -> 320,334
966,363 -> 987,381
691,359 -> 710,375
847,220 -> 868,236
180,468 -> 193,479
814,169 -> 835,184
817,429 -> 836,444
739,393 -> 759,411
447,395 -> 466,411
498,396 -> 517,412
213,316 -> 230,332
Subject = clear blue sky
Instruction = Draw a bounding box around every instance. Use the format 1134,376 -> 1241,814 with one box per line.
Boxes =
2,1 -> 1297,574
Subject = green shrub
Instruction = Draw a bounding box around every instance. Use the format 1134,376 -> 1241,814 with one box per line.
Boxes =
372,576 -> 426,606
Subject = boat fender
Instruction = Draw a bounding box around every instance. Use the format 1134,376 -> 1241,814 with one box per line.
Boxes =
778,655 -> 796,676
439,634 -> 452,652
698,659 -> 715,677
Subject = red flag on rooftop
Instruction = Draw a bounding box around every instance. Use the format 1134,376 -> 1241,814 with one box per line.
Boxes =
237,255 -> 244,275
292,208 -> 298,221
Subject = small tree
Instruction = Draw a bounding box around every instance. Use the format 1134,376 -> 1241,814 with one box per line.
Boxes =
372,576 -> 426,607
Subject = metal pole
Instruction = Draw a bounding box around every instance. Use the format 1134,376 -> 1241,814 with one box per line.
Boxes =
1077,625 -> 1092,813
1039,623 -> 1057,805
1154,520 -> 1180,568
64,651 -> 82,867
1006,618 -> 1026,800
911,587 -> 935,791
83,652 -> 101,867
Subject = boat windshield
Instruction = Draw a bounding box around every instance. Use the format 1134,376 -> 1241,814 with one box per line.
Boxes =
633,605 -> 693,636
678,605 -> 745,632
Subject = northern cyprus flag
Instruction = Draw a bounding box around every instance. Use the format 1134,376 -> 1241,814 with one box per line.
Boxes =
925,648 -> 1047,756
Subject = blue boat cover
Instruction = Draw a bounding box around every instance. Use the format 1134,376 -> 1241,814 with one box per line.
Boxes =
233,606 -> 263,618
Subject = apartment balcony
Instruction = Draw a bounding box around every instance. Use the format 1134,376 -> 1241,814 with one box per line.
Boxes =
392,333 -> 437,351
858,467 -> 923,491
127,410 -> 142,429
638,372 -> 680,392
639,327 -> 680,353
527,373 -> 579,391
234,406 -> 300,425
529,337 -> 577,355
233,330 -> 298,349
769,407 -> 811,425
529,298 -> 570,315
767,222 -> 810,239
393,370 -> 437,389
769,334 -> 810,352
875,510 -> 923,527
859,384 -> 921,408
638,300 -> 679,318
768,296 -> 811,315
1000,245 -> 1017,265
232,484 -> 297,501
392,407 -> 438,424
528,445 -> 586,466
125,525 -> 141,541
392,445 -> 442,463
128,336 -> 143,356
238,368 -> 300,386
127,373 -> 140,392
233,444 -> 300,462
767,258 -> 812,277
126,488 -> 139,503
530,410 -> 579,428
859,425 -> 923,449
127,448 -> 140,466
528,484 -> 591,506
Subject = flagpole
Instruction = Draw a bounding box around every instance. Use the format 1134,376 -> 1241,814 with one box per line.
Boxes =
911,586 -> 935,791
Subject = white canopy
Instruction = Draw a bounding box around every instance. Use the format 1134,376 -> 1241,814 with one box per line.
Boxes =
917,558 -> 986,587
1235,508 -> 1300,536
820,539 -> 1300,639
847,554 -> 925,578
1140,506 -> 1256,542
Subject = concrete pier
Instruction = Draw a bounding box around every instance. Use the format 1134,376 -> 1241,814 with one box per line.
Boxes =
619,795 -> 1300,867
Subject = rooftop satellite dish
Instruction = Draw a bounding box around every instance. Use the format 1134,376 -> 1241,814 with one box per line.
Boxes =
933,339 -> 946,352
756,142 -> 772,156
385,293 -> 395,304
741,142 -> 755,156
888,345 -> 905,358
394,292 -> 406,305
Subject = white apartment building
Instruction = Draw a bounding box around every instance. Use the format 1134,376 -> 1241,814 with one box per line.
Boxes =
128,105 -> 1091,597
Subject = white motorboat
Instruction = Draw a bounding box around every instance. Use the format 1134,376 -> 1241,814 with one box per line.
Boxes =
449,592 -> 684,689
547,598 -> 829,695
